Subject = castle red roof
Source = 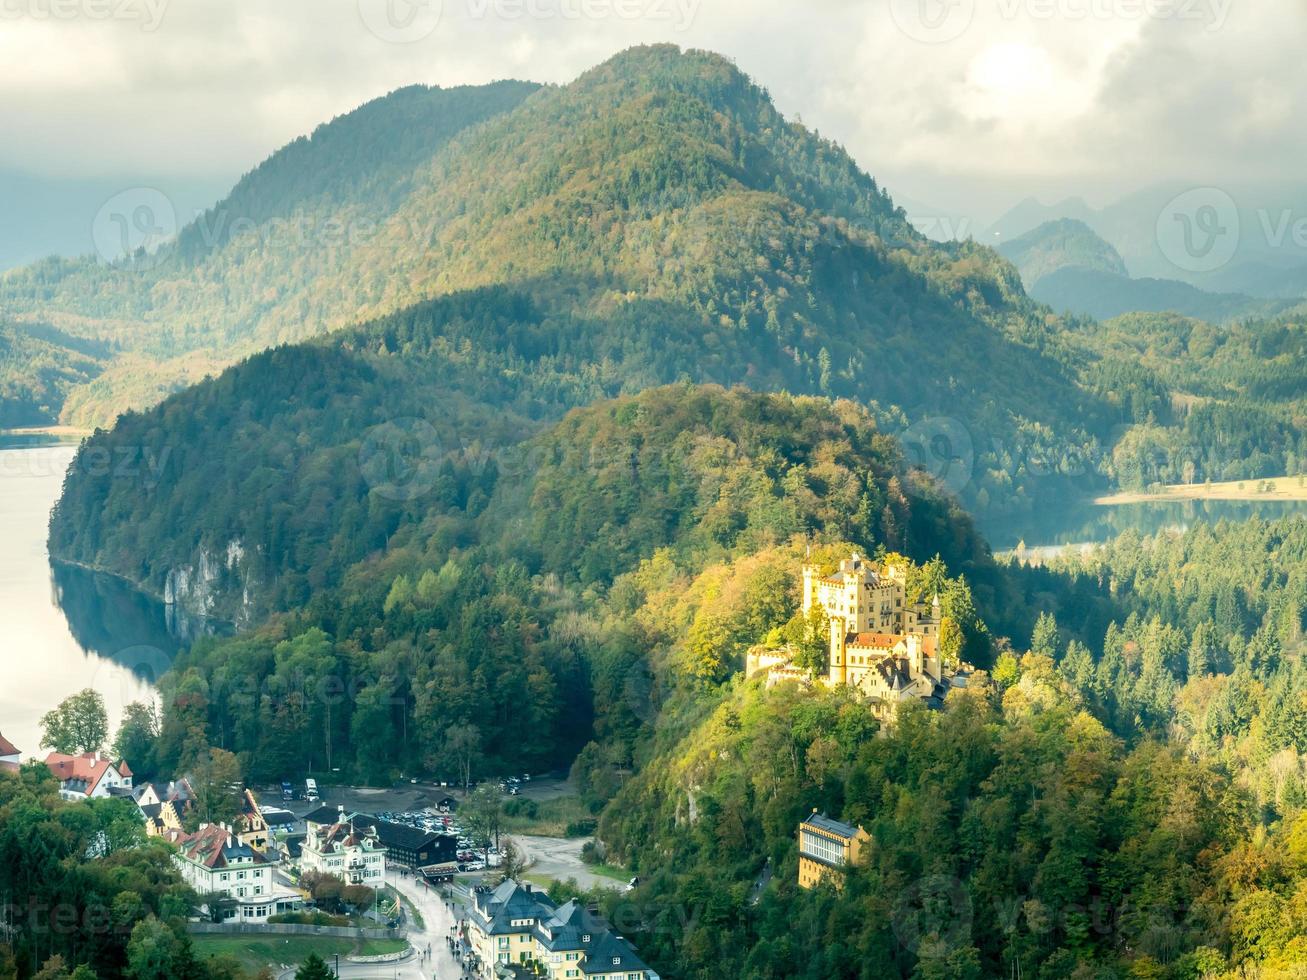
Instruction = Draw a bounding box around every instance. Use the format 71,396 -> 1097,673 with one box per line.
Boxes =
0,733 -> 18,757
849,632 -> 904,649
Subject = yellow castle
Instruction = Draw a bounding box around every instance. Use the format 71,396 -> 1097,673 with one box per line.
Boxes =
748,553 -> 950,721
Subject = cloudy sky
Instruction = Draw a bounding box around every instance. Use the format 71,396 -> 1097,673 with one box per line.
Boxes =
2,0 -> 1303,226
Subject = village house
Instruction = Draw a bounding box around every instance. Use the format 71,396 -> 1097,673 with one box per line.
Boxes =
134,779 -> 195,836
43,750 -> 133,801
0,732 -> 19,775
299,806 -> 386,885
164,822 -> 302,923
747,553 -> 960,721
466,879 -> 659,979
235,789 -> 271,851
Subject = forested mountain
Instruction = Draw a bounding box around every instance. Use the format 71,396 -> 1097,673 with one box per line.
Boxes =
1075,311 -> 1307,487
0,78 -> 540,423
996,217 -> 1129,287
113,384 -> 999,782
987,184 -> 1307,295
999,219 -> 1290,322
46,45 -> 1183,616
0,321 -> 108,427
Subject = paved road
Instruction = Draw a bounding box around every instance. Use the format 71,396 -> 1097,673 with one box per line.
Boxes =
513,835 -> 627,893
387,869 -> 474,979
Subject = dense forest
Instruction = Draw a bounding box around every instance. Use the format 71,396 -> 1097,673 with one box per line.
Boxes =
1078,312 -> 1307,488
93,382 -> 1307,976
12,40 -> 1307,980
112,385 -> 1000,784
0,322 -> 107,427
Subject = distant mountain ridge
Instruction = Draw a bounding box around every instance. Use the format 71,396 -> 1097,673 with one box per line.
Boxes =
997,217 -> 1128,286
998,217 -> 1294,322
987,186 -> 1307,299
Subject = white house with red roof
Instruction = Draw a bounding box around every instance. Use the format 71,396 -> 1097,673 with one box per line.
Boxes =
0,732 -> 20,774
43,750 -> 133,800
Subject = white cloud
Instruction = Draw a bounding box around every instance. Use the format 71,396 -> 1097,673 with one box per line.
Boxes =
0,0 -> 1303,221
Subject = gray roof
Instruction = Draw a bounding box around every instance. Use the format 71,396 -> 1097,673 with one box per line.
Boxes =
579,933 -> 652,976
801,812 -> 860,840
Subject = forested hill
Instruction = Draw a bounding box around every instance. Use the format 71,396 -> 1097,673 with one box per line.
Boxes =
48,287 -> 1006,624
0,78 -> 541,421
114,384 -> 1001,786
996,217 -> 1128,287
0,320 -> 107,427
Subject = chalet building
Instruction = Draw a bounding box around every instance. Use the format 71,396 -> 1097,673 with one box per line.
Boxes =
44,751 -> 132,800
797,811 -> 870,890
466,879 -> 659,979
299,808 -> 386,885
747,553 -> 964,721
0,732 -> 20,774
235,789 -> 271,850
164,823 -> 301,922
363,817 -> 457,869
134,779 -> 195,836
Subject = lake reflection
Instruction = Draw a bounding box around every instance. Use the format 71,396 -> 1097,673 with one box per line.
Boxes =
0,442 -> 181,758
983,496 -> 1307,552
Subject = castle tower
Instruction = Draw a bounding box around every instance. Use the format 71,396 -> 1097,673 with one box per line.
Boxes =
906,633 -> 924,679
801,563 -> 818,617
829,617 -> 847,685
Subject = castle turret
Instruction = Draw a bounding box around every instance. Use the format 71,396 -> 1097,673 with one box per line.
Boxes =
906,633 -> 924,679
830,617 -> 847,685
801,563 -> 818,617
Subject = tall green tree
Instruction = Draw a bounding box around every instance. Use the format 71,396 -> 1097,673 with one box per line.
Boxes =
39,689 -> 108,755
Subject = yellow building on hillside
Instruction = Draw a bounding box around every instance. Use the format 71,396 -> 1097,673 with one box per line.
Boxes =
797,811 -> 870,889
747,552 -> 956,722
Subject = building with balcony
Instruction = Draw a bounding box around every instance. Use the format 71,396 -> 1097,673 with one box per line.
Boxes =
797,811 -> 870,890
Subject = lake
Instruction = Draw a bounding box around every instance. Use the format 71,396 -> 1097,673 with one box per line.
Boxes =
982,496 -> 1307,553
0,438 -> 180,760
